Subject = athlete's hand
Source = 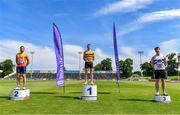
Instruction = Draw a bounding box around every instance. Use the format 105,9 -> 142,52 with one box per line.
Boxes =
26,63 -> 29,66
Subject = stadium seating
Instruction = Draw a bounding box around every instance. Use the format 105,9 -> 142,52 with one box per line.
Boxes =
9,72 -> 118,80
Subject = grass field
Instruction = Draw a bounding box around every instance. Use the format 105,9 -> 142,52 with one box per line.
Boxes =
0,80 -> 180,114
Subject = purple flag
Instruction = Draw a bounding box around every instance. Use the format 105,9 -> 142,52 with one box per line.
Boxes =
53,23 -> 64,87
113,23 -> 120,83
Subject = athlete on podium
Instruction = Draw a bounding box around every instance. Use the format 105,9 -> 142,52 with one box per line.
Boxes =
83,44 -> 95,85
151,47 -> 168,96
14,46 -> 30,90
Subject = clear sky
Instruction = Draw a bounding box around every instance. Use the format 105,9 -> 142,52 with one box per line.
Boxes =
0,0 -> 180,71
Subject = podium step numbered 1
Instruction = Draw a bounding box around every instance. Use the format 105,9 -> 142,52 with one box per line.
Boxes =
10,89 -> 30,100
82,85 -> 97,100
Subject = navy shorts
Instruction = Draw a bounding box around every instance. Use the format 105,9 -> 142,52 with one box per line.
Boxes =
154,70 -> 167,79
16,67 -> 26,74
85,62 -> 93,69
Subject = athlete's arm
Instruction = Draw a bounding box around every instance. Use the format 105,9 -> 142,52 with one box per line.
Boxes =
150,57 -> 154,68
164,56 -> 167,66
26,55 -> 30,66
93,52 -> 95,61
15,54 -> 18,65
83,52 -> 86,61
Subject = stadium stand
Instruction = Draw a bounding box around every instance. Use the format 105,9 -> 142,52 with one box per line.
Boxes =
7,70 -> 118,80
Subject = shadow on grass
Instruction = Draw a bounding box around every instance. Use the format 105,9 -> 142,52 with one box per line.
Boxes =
98,92 -> 111,94
55,95 -> 82,100
0,96 -> 10,100
31,92 -> 57,94
69,92 -> 81,94
119,98 -> 153,102
69,92 -> 111,94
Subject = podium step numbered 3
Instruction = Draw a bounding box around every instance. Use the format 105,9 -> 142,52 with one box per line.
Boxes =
153,95 -> 171,103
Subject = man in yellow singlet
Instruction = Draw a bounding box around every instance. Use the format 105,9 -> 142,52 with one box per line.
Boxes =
15,46 -> 30,90
83,44 -> 95,85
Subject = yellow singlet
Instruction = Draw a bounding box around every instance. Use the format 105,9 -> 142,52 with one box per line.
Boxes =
16,52 -> 28,67
83,50 -> 95,62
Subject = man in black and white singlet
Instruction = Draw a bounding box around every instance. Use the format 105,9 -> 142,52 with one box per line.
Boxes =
151,47 -> 168,96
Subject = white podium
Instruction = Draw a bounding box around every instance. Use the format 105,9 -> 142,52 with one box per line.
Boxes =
82,85 -> 97,100
153,96 -> 171,103
10,89 -> 30,100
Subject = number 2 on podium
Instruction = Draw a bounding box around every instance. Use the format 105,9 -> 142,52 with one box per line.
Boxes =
14,91 -> 19,97
87,87 -> 92,95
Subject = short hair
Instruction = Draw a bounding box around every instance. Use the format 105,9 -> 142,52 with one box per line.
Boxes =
20,46 -> 25,49
154,47 -> 160,50
87,44 -> 91,47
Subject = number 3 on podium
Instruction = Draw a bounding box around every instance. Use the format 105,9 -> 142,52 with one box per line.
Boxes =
163,97 -> 166,101
87,87 -> 92,95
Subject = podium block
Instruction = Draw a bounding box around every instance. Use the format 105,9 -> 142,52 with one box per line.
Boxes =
11,89 -> 30,100
82,85 -> 97,100
153,96 -> 171,103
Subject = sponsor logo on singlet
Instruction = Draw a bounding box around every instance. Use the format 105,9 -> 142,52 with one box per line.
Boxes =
17,58 -> 24,64
84,50 -> 94,62
16,52 -> 27,67
153,54 -> 166,70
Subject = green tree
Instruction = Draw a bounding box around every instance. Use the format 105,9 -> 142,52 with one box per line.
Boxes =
119,58 -> 133,78
167,53 -> 179,76
178,53 -> 180,76
94,58 -> 112,71
0,59 -> 14,77
141,62 -> 153,77
178,53 -> 180,63
94,63 -> 102,71
101,58 -> 112,71
133,71 -> 141,76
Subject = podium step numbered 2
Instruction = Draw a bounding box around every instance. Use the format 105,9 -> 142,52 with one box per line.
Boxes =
11,89 -> 30,100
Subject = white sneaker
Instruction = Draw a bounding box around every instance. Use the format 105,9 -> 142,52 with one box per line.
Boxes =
83,81 -> 87,85
14,87 -> 20,90
22,87 -> 26,90
90,81 -> 94,85
163,93 -> 168,96
155,92 -> 159,96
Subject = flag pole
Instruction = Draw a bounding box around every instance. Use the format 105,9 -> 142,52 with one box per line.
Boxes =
113,23 -> 121,93
117,81 -> 120,93
63,80 -> 65,93
53,23 -> 65,94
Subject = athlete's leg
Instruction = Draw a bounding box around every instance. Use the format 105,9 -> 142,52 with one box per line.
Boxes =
84,69 -> 89,84
15,67 -> 21,89
22,67 -> 27,89
155,79 -> 160,95
22,73 -> 27,89
17,74 -> 21,87
90,69 -> 94,84
161,79 -> 167,95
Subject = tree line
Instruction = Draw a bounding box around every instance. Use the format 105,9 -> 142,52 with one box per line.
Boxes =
94,58 -> 133,78
141,53 -> 180,77
0,53 -> 179,78
94,53 -> 179,77
0,59 -> 14,77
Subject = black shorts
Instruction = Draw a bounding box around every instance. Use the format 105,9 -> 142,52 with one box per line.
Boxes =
16,67 -> 26,74
154,70 -> 167,79
85,62 -> 93,69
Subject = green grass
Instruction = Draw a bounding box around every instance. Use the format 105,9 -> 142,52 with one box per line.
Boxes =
168,76 -> 180,79
0,80 -> 180,114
